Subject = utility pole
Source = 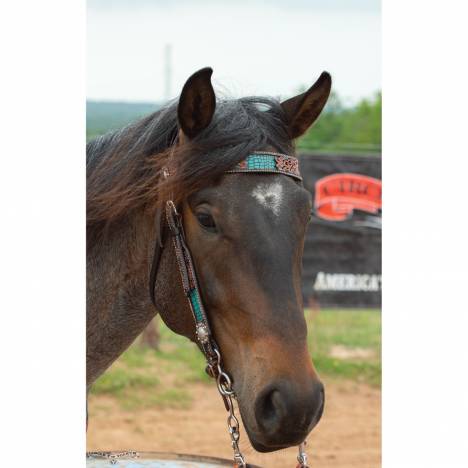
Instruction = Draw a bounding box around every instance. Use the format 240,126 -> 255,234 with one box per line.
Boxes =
164,43 -> 172,101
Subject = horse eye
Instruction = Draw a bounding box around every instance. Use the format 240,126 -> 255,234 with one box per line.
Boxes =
196,212 -> 217,232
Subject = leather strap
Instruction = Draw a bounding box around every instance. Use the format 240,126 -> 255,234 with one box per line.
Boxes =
149,206 -> 165,308
164,201 -> 217,363
148,199 -> 217,363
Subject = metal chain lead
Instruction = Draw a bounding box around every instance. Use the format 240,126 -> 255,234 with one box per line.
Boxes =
297,440 -> 309,468
207,347 -> 247,468
207,344 -> 311,468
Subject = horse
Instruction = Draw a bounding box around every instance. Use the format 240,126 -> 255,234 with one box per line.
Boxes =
86,67 -> 332,455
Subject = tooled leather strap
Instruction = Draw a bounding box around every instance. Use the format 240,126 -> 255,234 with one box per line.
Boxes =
164,200 -> 218,364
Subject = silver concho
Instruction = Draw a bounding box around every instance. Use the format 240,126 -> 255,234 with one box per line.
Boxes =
196,323 -> 210,344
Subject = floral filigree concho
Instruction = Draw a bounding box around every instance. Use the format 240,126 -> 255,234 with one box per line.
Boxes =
275,156 -> 300,177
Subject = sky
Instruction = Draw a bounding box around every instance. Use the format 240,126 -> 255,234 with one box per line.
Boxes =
87,0 -> 381,104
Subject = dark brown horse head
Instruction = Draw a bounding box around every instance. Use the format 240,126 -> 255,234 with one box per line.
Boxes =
156,68 -> 331,451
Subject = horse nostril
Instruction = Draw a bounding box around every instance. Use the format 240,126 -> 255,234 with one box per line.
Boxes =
254,380 -> 325,443
262,390 -> 277,422
255,386 -> 284,434
310,383 -> 325,429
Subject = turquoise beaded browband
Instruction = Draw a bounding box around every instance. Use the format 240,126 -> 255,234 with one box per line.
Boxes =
226,151 -> 302,181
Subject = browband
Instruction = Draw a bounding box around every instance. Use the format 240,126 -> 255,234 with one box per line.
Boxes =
226,151 -> 302,181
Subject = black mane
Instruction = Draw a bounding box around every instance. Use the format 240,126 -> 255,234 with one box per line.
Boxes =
86,96 -> 293,237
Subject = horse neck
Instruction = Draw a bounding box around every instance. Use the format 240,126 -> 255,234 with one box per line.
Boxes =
86,209 -> 157,388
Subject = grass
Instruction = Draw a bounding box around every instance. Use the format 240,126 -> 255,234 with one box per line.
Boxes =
92,368 -> 160,395
89,309 -> 381,409
307,308 -> 381,387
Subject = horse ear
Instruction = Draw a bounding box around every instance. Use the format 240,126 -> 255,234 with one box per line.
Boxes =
281,71 -> 332,139
177,67 -> 216,139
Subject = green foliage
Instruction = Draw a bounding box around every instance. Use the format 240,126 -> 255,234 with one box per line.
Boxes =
297,91 -> 382,154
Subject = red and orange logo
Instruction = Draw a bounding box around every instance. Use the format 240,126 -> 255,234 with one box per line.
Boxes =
314,173 -> 381,221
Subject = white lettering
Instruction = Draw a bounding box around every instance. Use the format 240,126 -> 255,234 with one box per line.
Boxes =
313,272 -> 382,292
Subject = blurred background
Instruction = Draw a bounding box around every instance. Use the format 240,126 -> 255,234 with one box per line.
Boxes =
87,1 -> 381,467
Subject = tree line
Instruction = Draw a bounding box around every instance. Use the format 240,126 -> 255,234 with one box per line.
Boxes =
298,91 -> 381,154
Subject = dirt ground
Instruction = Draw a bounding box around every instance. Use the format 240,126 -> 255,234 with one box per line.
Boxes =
87,378 -> 380,468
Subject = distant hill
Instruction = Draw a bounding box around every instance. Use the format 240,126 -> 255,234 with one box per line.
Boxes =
86,100 -> 161,141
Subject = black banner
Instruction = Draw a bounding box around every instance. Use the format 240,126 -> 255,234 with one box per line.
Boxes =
299,153 -> 382,308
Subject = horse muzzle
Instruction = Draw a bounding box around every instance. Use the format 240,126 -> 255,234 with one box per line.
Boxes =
246,378 -> 325,452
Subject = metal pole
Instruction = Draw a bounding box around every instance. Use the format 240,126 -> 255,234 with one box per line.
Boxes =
164,43 -> 172,101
